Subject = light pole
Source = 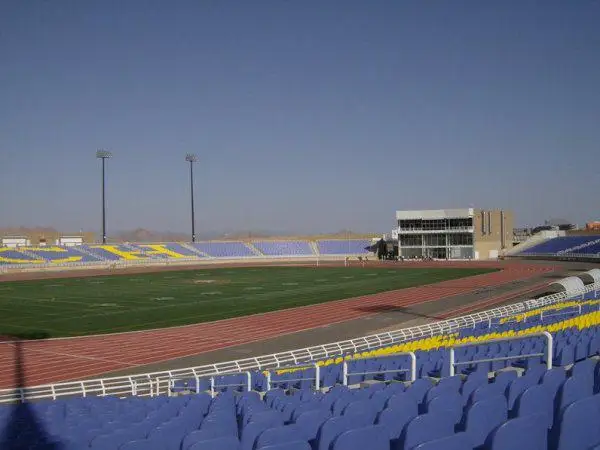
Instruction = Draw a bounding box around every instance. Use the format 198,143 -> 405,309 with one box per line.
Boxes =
96,150 -> 112,244
185,154 -> 198,242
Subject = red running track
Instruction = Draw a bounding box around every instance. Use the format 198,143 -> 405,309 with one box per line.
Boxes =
0,262 -> 553,388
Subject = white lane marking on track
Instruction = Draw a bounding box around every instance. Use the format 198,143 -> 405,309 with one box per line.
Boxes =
282,282 -> 299,286
199,291 -> 221,296
342,276 -> 354,279
153,297 -> 175,301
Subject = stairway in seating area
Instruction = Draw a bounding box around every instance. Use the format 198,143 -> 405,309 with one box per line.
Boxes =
245,242 -> 263,256
309,240 -> 320,256
180,242 -> 210,258
504,235 -> 549,256
74,245 -> 107,261
18,248 -> 48,261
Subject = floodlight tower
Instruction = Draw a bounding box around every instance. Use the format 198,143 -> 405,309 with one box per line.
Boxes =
96,150 -> 112,244
185,154 -> 198,242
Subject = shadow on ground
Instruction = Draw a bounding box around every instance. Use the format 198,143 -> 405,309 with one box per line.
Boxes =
353,304 -> 444,320
0,333 -> 63,449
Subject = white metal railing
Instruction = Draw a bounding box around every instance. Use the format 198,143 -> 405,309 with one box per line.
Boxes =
0,255 -> 361,272
512,253 -> 600,260
266,363 -> 321,391
1,282 -> 598,404
449,331 -> 553,377
342,352 -> 416,386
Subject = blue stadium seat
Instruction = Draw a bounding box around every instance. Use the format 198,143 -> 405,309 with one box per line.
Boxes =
552,395 -> 600,450
513,384 -> 553,429
376,405 -> 418,439
412,432 -> 472,450
426,392 -> 463,425
258,442 -> 311,450
399,411 -> 455,450
506,374 -> 538,410
293,409 -> 332,441
461,395 -> 508,448
554,376 -> 593,414
485,414 -> 547,450
331,425 -> 390,450
316,415 -> 373,450
188,436 -> 240,450
255,425 -> 306,449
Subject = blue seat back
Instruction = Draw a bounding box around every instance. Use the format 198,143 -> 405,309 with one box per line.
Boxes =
255,425 -> 305,449
426,392 -> 463,425
514,385 -> 553,429
331,425 -> 389,450
555,376 -> 593,414
375,404 -> 418,440
463,395 -> 508,447
412,432 -> 472,450
399,412 -> 454,450
553,395 -> 600,450
316,415 -> 371,450
294,409 -> 331,441
188,436 -> 240,450
257,441 -> 310,450
485,414 -> 547,450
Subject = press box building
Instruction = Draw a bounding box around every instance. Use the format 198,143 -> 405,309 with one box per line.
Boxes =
392,208 -> 513,260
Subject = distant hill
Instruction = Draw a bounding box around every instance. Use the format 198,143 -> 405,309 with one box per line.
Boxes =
0,226 -> 379,244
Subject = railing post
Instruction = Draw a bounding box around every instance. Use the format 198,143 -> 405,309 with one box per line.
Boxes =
266,371 -> 272,391
449,348 -> 455,377
210,377 -> 215,398
195,376 -> 200,394
246,372 -> 252,392
543,331 -> 553,370
314,364 -> 321,391
409,352 -> 417,382
342,361 -> 348,386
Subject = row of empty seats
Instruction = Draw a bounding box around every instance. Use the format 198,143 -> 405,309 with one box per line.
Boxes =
3,350 -> 600,449
0,240 -> 374,265
520,235 -> 600,256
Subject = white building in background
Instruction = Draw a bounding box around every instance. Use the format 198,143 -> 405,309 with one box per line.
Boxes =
393,208 -> 514,260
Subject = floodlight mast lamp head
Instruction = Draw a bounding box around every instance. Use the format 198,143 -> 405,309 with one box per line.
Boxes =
96,150 -> 112,159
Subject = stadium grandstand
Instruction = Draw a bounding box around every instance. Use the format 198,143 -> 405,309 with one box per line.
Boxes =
0,238 -> 375,268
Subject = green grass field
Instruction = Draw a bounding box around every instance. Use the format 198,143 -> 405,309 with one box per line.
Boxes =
0,266 -> 495,339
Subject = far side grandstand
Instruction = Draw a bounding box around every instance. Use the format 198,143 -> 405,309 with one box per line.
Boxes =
505,220 -> 600,261
0,231 -> 379,267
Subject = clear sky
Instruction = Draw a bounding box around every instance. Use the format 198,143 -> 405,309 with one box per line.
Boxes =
1,1 -> 599,234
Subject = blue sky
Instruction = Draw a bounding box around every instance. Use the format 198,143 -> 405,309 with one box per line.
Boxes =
1,1 -> 599,234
